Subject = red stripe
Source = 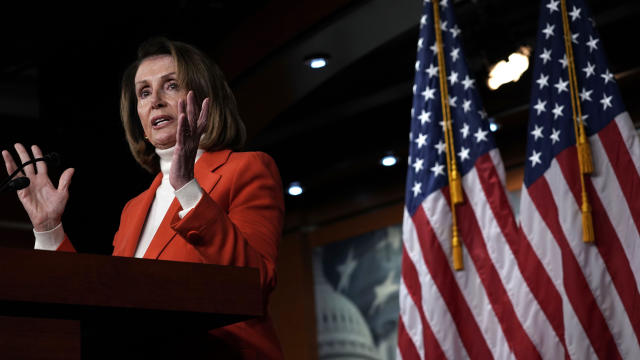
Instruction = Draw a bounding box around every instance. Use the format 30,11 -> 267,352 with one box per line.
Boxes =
598,119 -> 640,236
474,154 -> 568,355
401,245 -> 446,359
412,206 -> 493,359
527,176 -> 622,359
449,186 -> 541,360
397,316 -> 422,360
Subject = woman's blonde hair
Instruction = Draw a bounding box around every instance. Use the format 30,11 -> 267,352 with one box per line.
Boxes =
120,37 -> 246,173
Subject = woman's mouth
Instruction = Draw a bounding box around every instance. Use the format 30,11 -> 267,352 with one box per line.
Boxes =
151,116 -> 173,128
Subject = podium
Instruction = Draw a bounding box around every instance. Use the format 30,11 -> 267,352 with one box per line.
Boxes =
0,248 -> 262,359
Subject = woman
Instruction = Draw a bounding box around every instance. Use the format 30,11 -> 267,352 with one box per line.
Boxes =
1,38 -> 284,359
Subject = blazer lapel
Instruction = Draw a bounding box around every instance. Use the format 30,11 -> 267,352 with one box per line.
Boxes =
143,150 -> 232,259
113,173 -> 162,258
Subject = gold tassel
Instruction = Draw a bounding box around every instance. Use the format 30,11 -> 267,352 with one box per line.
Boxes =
452,224 -> 463,270
449,168 -> 464,205
578,132 -> 594,174
581,192 -> 595,243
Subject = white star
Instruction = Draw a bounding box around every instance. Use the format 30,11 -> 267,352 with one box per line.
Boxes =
411,107 -> 415,118
474,128 -> 488,143
582,62 -> 595,78
539,48 -> 552,64
336,248 -> 358,292
554,78 -> 569,94
422,86 -> 436,101
450,25 -> 461,38
559,54 -> 568,69
412,181 -> 422,197
531,124 -> 544,141
579,88 -> 593,102
542,23 -> 555,39
601,70 -> 614,84
369,270 -> 400,315
552,103 -> 564,119
586,35 -> 599,52
536,73 -> 549,89
533,99 -> 547,115
431,161 -> 446,177
440,20 -> 448,31
430,43 -> 439,54
571,32 -> 579,44
569,6 -> 581,21
550,128 -> 561,144
462,75 -> 475,90
415,60 -> 421,71
419,110 -> 431,125
450,47 -> 460,62
415,133 -> 428,148
458,146 -> 470,161
425,63 -> 439,78
462,99 -> 472,113
413,157 -> 424,172
460,123 -> 470,138
417,38 -> 424,50
449,96 -> 457,107
412,84 -> 416,95
478,109 -> 488,119
448,71 -> 459,86
546,0 -> 559,13
440,0 -> 448,8
434,140 -> 446,155
529,150 -> 542,167
580,114 -> 590,127
420,15 -> 427,28
600,93 -> 612,110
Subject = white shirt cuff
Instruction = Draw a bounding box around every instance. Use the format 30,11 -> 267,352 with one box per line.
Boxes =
34,223 -> 65,250
175,178 -> 203,218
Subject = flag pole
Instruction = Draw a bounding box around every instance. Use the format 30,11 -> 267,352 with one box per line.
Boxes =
560,0 -> 595,243
433,0 -> 464,270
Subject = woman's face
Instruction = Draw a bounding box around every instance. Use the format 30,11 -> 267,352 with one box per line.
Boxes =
135,55 -> 186,149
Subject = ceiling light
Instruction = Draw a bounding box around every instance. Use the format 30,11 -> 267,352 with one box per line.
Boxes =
288,181 -> 303,196
489,118 -> 500,132
304,54 -> 329,69
487,46 -> 531,90
381,155 -> 398,167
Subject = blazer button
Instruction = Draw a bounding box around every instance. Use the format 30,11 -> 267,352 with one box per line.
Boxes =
186,231 -> 202,243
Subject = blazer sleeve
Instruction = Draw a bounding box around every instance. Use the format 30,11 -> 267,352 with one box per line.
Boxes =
169,152 -> 285,293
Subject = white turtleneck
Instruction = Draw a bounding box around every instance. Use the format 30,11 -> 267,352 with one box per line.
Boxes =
34,147 -> 205,257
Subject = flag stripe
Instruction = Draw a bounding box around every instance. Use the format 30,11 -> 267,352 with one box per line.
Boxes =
458,162 -> 542,359
398,315 -> 422,360
553,148 -> 640,356
614,113 -> 640,175
597,117 -> 640,243
473,153 -> 566,358
403,210 -> 470,360
520,189 -> 598,360
401,246 -> 446,360
528,172 -> 622,360
412,204 -> 494,359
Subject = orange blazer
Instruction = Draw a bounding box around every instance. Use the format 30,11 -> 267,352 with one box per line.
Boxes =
59,150 -> 285,359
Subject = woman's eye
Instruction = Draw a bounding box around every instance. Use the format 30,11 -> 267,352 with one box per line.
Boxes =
167,82 -> 178,90
139,89 -> 150,99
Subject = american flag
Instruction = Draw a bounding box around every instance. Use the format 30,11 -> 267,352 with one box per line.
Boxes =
520,0 -> 640,358
398,0 -> 551,359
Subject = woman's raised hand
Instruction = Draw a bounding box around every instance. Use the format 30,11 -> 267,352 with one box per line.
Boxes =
170,91 -> 209,190
1,144 -> 74,232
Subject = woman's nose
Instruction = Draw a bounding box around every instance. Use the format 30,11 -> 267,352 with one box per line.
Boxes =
150,92 -> 166,109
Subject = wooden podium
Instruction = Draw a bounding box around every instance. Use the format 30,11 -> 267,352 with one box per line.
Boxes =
0,248 -> 262,359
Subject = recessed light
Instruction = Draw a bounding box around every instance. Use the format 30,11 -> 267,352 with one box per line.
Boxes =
304,54 -> 330,69
288,181 -> 303,196
489,118 -> 500,132
487,46 -> 531,90
381,155 -> 398,167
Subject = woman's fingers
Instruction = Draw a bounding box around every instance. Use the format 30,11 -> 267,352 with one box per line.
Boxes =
186,91 -> 197,130
58,168 -> 74,194
14,143 -> 35,177
197,98 -> 209,134
31,145 -> 48,175
2,150 -> 18,176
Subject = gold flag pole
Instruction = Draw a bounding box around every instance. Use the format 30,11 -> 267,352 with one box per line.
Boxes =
560,0 -> 595,242
433,0 -> 464,270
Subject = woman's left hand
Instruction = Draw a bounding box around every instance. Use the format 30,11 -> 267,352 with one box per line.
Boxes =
170,90 -> 209,190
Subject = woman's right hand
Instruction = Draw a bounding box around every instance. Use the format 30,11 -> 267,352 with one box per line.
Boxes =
1,144 -> 74,232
